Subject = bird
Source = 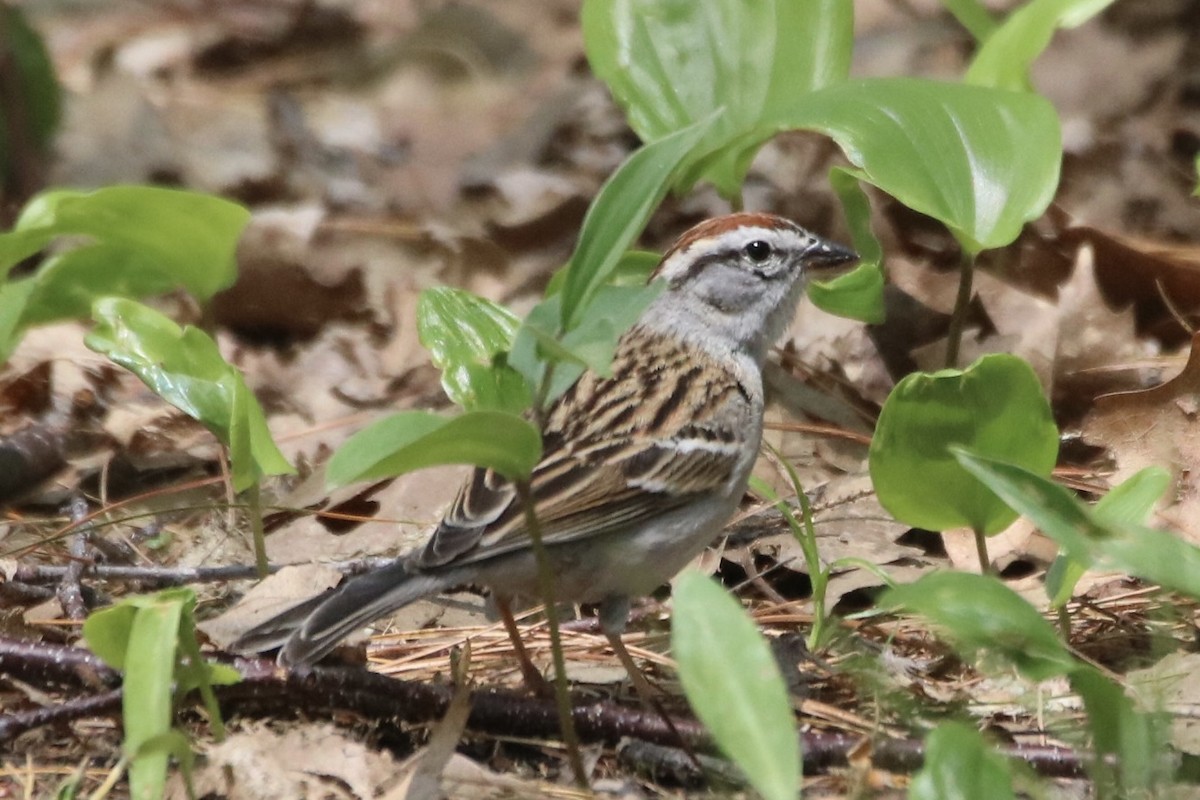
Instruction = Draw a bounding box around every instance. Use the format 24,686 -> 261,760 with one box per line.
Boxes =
233,212 -> 856,688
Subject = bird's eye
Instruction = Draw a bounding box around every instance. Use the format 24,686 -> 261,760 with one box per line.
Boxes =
743,240 -> 772,262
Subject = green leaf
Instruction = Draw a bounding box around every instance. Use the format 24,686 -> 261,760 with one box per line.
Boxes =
2,186 -> 247,293
82,604 -> 139,670
941,0 -> 999,40
121,594 -> 184,800
780,79 -> 1061,254
953,452 -> 1200,600
559,117 -> 716,330
560,282 -> 665,376
672,571 -> 799,800
512,280 -> 664,409
582,0 -> 852,196
1071,666 -> 1171,794
884,571 -> 1075,681
909,722 -> 1015,800
1092,466 -> 1171,527
0,278 -> 37,365
1047,467 -> 1170,607
0,6 -> 60,166
417,287 -> 530,413
326,409 -> 542,486
966,0 -> 1119,91
869,354 -> 1059,535
0,186 -> 249,361
810,168 -> 885,323
86,298 -> 293,492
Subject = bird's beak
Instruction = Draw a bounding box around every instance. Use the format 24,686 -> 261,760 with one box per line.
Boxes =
806,239 -> 859,273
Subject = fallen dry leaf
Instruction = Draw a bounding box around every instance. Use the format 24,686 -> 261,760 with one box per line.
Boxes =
1082,332 -> 1199,543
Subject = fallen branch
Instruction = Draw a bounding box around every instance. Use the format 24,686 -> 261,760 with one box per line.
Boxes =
9,557 -> 394,588
0,636 -> 1095,779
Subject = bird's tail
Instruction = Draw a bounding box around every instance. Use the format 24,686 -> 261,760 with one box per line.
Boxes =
231,560 -> 460,666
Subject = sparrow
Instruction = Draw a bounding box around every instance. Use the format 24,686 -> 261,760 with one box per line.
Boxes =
233,212 -> 856,683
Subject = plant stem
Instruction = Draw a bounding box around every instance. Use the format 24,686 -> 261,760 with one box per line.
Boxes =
1056,606 -> 1071,640
514,479 -> 588,788
944,249 -> 976,369
244,483 -> 269,578
972,528 -> 992,575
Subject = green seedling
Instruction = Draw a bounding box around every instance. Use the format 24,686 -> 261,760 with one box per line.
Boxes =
83,588 -> 240,800
86,298 -> 294,575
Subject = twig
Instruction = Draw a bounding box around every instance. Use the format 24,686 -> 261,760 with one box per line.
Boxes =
55,497 -> 93,621
11,557 -> 395,588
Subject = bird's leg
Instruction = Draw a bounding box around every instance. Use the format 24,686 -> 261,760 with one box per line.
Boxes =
601,596 -> 704,769
599,597 -> 662,702
495,595 -> 552,697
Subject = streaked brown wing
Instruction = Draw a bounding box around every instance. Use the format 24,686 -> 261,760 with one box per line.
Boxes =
414,326 -> 754,570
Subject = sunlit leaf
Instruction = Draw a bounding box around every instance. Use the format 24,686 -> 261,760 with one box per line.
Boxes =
417,287 -> 529,413
780,79 -> 1061,254
583,0 -> 852,196
0,186 -> 249,362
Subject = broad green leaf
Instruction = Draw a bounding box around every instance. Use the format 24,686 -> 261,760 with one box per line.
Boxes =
583,0 -> 852,196
869,354 -> 1058,535
2,186 -> 247,293
1046,467 -> 1170,607
909,722 -> 1015,800
18,243 -> 180,325
672,571 -> 799,800
122,595 -> 184,800
0,186 -> 248,361
417,287 -> 529,413
966,0 -> 1118,91
953,452 -> 1200,600
327,409 -> 541,486
560,116 -> 715,329
809,169 -> 885,322
884,572 -> 1074,681
780,79 -> 1061,254
86,298 -> 293,492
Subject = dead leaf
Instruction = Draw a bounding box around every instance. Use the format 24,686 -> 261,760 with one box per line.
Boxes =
169,721 -> 402,800
1081,332 -> 1199,543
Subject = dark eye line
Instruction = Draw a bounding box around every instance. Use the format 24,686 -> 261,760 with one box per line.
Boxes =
677,247 -> 780,286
